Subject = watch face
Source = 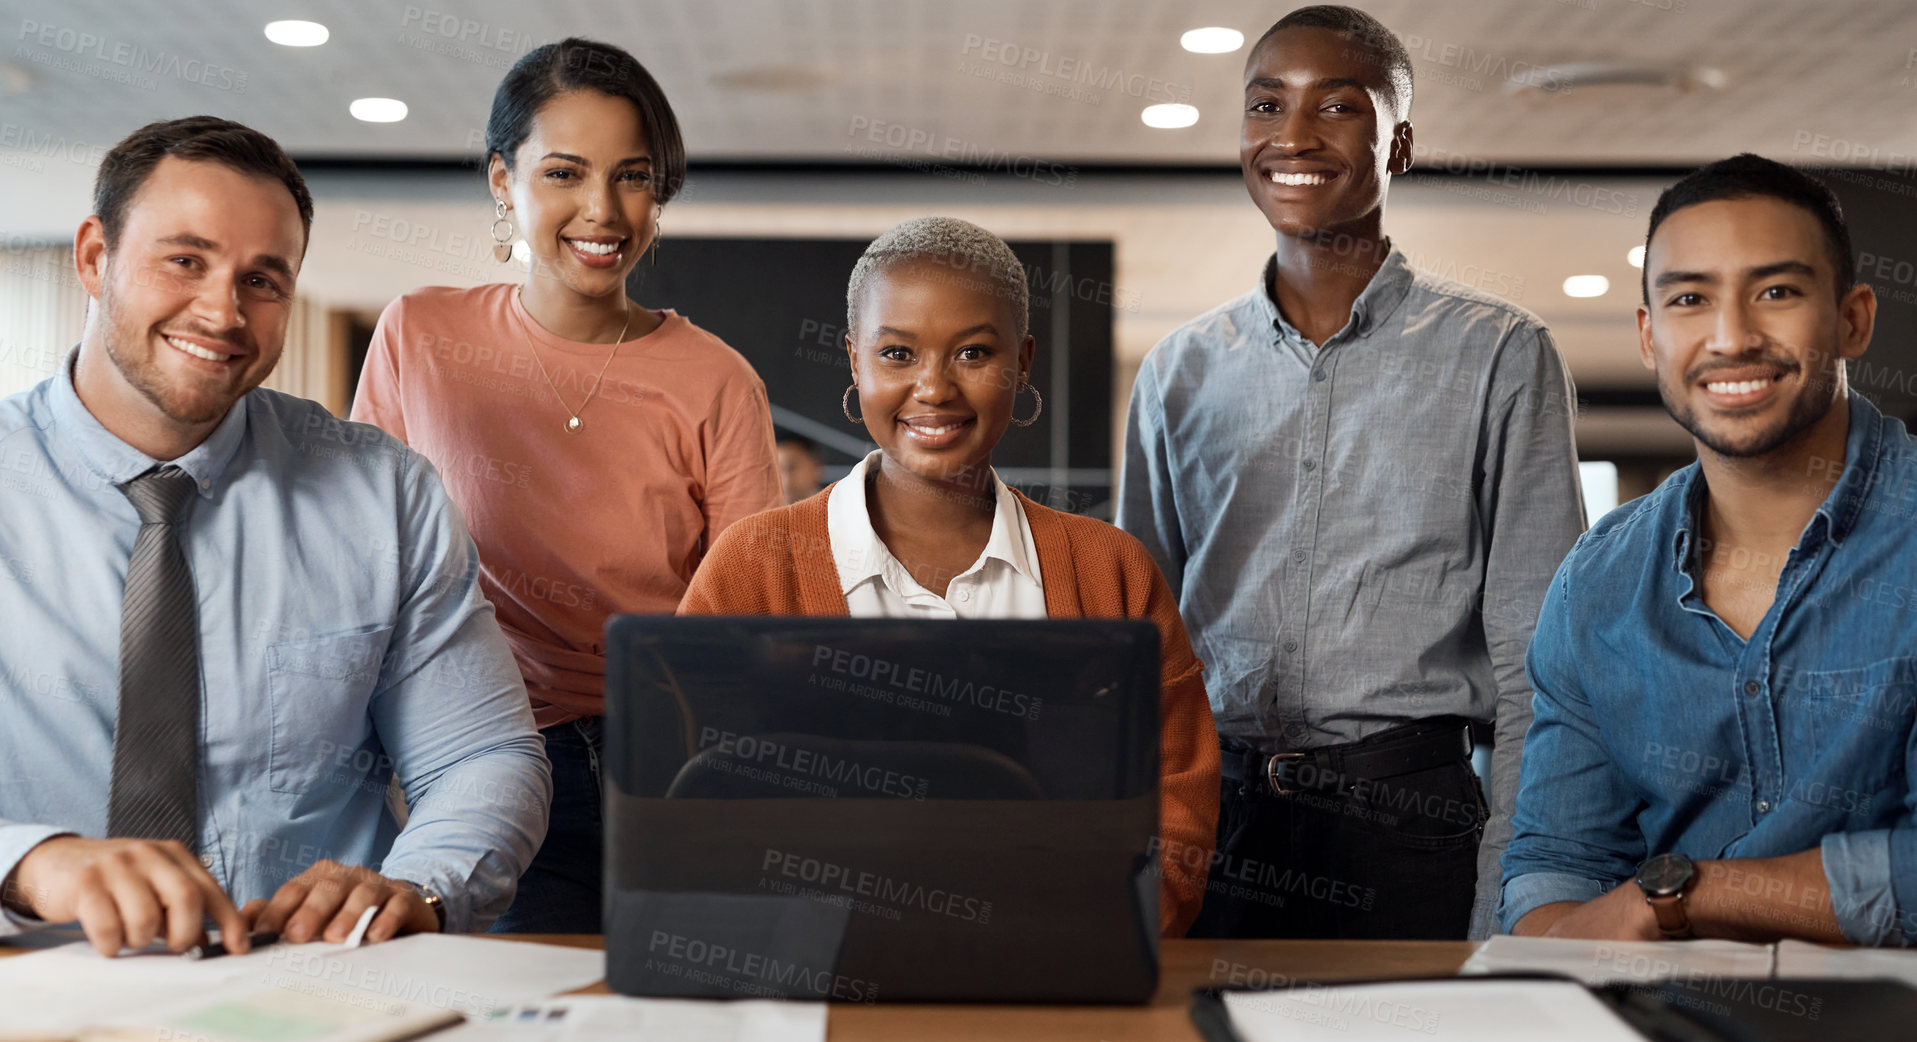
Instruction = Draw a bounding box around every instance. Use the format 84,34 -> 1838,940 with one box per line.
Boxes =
1637,853 -> 1695,895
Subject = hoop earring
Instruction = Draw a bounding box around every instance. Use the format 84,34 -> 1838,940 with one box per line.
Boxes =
842,383 -> 862,424
1011,381 -> 1044,427
491,200 -> 514,263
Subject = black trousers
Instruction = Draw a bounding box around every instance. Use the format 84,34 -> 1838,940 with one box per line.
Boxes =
1188,744 -> 1486,940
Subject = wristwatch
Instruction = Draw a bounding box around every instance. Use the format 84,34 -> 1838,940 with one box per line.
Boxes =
1634,852 -> 1697,938
399,880 -> 447,932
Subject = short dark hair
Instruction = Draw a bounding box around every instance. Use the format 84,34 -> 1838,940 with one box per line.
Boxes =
1642,153 -> 1854,305
1255,5 -> 1414,118
94,116 -> 313,251
487,37 -> 687,204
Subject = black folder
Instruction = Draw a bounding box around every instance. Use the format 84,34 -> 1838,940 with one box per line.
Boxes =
1191,973 -> 1917,1042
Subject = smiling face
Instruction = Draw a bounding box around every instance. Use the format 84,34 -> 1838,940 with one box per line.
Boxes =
75,156 -> 302,447
1638,195 -> 1874,459
1240,26 -> 1411,240
846,259 -> 1035,485
489,89 -> 659,299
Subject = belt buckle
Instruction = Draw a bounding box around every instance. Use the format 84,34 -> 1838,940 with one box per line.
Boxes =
1266,752 -> 1308,796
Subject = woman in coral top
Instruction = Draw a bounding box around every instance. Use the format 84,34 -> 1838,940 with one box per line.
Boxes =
679,217 -> 1220,935
352,38 -> 781,932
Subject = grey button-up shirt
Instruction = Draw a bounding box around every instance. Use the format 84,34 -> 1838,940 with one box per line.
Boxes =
1118,247 -> 1586,935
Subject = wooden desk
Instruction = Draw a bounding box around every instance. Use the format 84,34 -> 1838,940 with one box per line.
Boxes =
513,935 -> 1477,1041
0,935 -> 1475,1041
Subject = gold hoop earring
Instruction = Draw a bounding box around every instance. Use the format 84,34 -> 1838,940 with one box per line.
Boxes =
842,384 -> 862,424
491,200 -> 514,263
1011,381 -> 1044,427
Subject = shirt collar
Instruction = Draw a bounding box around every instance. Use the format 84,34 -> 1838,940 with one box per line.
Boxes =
828,450 -> 1042,596
1669,390 -> 1884,571
1257,242 -> 1416,346
49,346 -> 249,499
1811,390 -> 1883,547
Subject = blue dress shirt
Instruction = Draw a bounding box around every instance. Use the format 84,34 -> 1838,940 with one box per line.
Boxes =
1502,392 -> 1917,945
1119,249 -> 1585,936
0,354 -> 550,935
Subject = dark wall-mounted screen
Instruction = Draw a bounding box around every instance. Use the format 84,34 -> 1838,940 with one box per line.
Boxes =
632,237 -> 1116,518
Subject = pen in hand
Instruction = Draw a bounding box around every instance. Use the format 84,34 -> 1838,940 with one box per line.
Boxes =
184,931 -> 280,960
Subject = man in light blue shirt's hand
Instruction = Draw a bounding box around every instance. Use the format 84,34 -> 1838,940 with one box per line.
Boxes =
0,116 -> 550,955
1502,154 -> 1908,945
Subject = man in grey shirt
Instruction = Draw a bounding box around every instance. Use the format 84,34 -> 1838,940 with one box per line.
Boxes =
1118,6 -> 1584,939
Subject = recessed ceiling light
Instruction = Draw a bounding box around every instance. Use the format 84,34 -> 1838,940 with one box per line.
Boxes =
1181,27 -> 1244,54
1563,275 -> 1610,298
350,98 -> 407,123
1504,61 -> 1727,97
1141,103 -> 1199,129
264,20 -> 329,47
1626,245 -> 1646,269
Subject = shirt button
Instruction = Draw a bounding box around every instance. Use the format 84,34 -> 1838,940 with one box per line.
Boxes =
1743,680 -> 1761,696
198,853 -> 214,868
1313,369 -> 1327,382
956,589 -> 971,602
1302,460 -> 1316,472
1283,640 -> 1299,653
199,479 -> 210,491
1291,549 -> 1307,564
1756,799 -> 1772,813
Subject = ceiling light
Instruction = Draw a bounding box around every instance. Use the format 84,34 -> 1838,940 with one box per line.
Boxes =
264,20 -> 329,47
1141,103 -> 1199,129
350,98 -> 407,123
1562,275 -> 1610,298
1181,28 -> 1244,54
1626,245 -> 1645,269
1504,61 -> 1727,97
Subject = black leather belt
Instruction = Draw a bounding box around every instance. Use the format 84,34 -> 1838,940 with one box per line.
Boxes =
1220,718 -> 1473,797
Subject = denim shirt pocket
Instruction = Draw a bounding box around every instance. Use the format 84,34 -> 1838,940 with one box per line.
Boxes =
265,627 -> 393,796
1781,655 -> 1917,809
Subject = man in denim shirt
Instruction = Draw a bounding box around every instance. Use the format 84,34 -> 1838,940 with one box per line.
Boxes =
1502,154 -> 1908,944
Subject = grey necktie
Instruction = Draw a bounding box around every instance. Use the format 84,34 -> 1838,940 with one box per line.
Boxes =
106,466 -> 203,849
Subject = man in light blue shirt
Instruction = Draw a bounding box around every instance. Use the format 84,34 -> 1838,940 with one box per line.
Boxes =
0,116 -> 549,955
1119,6 -> 1583,939
1503,155 -> 1906,944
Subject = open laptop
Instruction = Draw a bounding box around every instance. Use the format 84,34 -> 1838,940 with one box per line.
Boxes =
601,617 -> 1162,1004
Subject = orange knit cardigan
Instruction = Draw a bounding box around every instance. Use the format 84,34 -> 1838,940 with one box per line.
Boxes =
678,484 -> 1222,936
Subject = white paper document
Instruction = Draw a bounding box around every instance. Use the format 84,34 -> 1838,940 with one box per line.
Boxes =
1460,934 -> 1775,983
1776,938 -> 1917,985
0,933 -> 603,1039
437,996 -> 826,1042
1221,979 -> 1645,1042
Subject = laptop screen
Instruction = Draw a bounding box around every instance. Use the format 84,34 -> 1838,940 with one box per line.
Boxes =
601,617 -> 1163,1004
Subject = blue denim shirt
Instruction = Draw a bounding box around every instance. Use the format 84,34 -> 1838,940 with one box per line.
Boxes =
0,354 -> 551,934
1502,392 -> 1917,945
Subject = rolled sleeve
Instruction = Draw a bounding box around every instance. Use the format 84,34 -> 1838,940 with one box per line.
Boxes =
373,457 -> 551,933
1822,830 -> 1912,947
1499,559 -> 1647,927
1499,871 -> 1611,934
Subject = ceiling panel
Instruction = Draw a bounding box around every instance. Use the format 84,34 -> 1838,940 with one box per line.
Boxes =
1,0 -> 1911,166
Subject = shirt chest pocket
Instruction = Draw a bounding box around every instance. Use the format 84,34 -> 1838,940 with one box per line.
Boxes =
266,628 -> 392,796
1783,655 -> 1917,794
